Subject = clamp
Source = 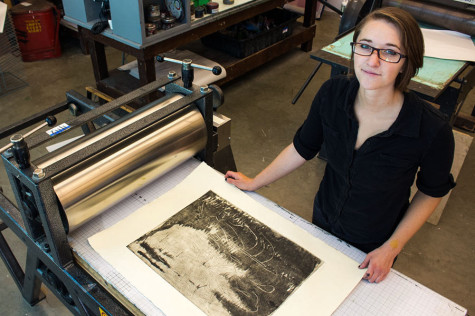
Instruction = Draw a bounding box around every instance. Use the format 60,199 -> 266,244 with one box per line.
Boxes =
156,55 -> 222,88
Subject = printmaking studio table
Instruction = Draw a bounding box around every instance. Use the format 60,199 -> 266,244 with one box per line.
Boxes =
69,159 -> 467,315
77,0 -> 317,100
308,31 -> 474,124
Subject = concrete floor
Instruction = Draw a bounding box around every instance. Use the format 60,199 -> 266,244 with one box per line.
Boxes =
1,11 -> 474,315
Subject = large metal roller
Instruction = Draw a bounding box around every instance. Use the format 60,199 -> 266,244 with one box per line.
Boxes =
383,0 -> 475,36
35,96 -> 207,231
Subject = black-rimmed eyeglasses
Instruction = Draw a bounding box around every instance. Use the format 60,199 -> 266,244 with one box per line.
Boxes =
350,42 -> 406,63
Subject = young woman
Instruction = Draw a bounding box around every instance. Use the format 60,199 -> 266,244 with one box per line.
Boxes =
225,7 -> 455,283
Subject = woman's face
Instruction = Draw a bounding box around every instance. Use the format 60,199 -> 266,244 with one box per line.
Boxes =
353,19 -> 406,93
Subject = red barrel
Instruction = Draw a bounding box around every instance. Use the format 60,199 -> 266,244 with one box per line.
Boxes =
11,0 -> 61,62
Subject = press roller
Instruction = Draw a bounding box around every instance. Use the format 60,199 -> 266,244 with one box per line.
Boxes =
382,0 -> 475,36
340,0 -> 475,36
0,55 -> 235,315
34,94 -> 207,231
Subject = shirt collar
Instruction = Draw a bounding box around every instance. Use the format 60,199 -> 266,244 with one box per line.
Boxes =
341,76 -> 359,118
341,77 -> 422,138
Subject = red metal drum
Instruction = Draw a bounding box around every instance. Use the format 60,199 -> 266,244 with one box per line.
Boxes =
11,0 -> 61,62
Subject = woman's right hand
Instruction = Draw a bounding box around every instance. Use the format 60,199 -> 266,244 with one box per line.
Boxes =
225,171 -> 258,191
224,144 -> 306,192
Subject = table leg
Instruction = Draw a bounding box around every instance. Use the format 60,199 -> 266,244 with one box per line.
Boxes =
301,0 -> 317,51
137,56 -> 156,86
89,40 -> 109,85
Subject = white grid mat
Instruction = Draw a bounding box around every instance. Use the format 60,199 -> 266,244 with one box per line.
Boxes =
69,159 -> 466,315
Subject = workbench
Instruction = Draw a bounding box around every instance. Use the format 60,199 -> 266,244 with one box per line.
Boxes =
76,0 -> 317,99
309,31 -> 475,124
70,158 -> 467,315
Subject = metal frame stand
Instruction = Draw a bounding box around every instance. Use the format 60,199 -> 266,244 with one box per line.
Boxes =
0,75 -> 220,315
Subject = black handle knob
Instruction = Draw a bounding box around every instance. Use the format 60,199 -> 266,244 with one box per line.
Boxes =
212,66 -> 222,75
10,135 -> 30,169
46,116 -> 57,126
156,55 -> 165,62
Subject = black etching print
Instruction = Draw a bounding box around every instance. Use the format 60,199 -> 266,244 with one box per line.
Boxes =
127,190 -> 322,315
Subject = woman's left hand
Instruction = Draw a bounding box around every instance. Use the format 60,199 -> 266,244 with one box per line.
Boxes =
358,243 -> 400,283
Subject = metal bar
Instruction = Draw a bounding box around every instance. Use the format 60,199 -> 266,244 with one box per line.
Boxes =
64,264 -> 131,315
160,56 -> 215,72
76,297 -> 94,316
0,100 -> 68,139
3,155 -> 72,266
0,229 -> 26,292
0,121 -> 49,153
0,191 -> 130,315
3,160 -> 44,239
21,250 -> 44,305
194,88 -> 214,166
292,61 -> 323,104
318,0 -> 342,15
84,87 -> 134,113
0,190 -> 24,230
36,179 -> 73,267
26,78 -> 175,150
66,90 -> 118,126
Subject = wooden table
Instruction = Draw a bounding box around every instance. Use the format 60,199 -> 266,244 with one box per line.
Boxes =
309,31 -> 475,124
79,0 -> 317,99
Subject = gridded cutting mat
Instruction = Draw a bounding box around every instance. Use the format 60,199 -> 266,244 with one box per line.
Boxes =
69,159 -> 467,315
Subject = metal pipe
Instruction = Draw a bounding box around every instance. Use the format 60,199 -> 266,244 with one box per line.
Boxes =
383,0 -> 475,36
35,94 -> 183,170
49,104 -> 207,231
0,116 -> 56,153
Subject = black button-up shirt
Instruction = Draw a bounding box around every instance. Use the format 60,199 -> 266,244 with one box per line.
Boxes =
293,76 -> 455,252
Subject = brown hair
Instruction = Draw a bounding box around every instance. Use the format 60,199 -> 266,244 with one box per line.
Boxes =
350,7 -> 424,91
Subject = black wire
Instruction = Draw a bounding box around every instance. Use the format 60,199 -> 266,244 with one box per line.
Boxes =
91,21 -> 108,34
91,1 -> 110,35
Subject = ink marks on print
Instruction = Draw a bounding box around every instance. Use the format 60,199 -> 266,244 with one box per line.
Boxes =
127,191 -> 322,315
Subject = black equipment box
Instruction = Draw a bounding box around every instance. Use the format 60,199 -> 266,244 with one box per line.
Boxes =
202,8 -> 299,58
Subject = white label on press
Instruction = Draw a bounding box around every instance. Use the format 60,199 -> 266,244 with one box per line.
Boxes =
46,123 -> 71,136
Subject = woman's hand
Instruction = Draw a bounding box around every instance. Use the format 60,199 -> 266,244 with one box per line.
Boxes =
224,171 -> 258,191
224,144 -> 306,193
359,191 -> 442,283
358,242 -> 400,283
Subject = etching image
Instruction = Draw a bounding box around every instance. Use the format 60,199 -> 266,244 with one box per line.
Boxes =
127,191 -> 322,315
